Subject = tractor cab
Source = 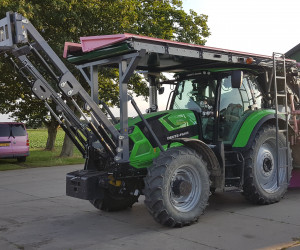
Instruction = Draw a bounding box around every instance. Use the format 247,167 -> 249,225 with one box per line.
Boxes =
168,70 -> 264,145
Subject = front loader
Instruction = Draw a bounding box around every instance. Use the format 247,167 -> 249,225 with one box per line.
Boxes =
1,12 -> 300,227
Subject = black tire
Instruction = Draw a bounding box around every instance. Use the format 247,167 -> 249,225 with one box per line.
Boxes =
89,148 -> 139,212
90,191 -> 139,212
17,156 -> 26,162
144,146 -> 210,227
243,125 -> 292,205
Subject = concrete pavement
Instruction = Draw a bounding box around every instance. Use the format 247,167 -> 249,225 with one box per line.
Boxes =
0,164 -> 300,250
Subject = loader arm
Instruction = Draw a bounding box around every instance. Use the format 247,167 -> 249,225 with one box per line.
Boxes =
0,12 -> 142,165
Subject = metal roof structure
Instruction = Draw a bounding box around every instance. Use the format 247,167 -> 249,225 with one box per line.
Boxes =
63,33 -> 298,72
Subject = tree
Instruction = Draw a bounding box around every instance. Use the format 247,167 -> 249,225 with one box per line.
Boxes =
0,0 -> 210,155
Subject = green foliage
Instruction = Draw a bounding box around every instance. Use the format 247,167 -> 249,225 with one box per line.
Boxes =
0,0 -> 210,131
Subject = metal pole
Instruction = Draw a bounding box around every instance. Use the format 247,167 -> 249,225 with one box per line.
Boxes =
116,60 -> 130,162
148,75 -> 158,112
273,53 -> 280,186
90,65 -> 99,105
130,96 -> 164,152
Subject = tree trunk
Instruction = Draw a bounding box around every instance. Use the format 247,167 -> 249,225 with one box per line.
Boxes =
45,118 -> 59,151
59,132 -> 74,157
59,102 -> 78,157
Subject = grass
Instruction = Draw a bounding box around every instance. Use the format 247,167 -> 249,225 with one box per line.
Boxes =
27,128 -> 65,148
0,128 -> 85,171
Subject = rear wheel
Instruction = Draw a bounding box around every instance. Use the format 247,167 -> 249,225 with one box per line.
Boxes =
144,146 -> 210,227
243,125 -> 292,204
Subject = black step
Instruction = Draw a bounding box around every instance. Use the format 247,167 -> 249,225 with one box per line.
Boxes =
225,177 -> 241,180
278,129 -> 287,133
224,186 -> 243,192
225,163 -> 239,167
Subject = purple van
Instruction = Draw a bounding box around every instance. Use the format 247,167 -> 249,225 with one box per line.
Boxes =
0,122 -> 29,162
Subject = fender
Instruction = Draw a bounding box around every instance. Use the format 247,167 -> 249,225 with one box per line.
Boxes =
170,138 -> 224,189
233,113 -> 294,150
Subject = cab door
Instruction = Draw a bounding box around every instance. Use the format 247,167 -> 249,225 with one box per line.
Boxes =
219,73 -> 263,144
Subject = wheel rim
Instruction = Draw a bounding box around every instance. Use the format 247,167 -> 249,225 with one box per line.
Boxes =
256,139 -> 286,193
169,165 -> 201,212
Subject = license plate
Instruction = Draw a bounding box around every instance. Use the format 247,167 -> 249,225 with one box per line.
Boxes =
0,143 -> 10,147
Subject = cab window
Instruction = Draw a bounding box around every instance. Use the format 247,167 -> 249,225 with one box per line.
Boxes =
219,73 -> 262,142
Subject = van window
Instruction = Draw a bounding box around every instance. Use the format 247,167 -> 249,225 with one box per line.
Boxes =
12,124 -> 26,136
0,124 -> 10,137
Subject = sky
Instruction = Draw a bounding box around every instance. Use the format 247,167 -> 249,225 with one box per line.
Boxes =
183,0 -> 300,55
126,0 -> 300,115
1,0 -> 300,121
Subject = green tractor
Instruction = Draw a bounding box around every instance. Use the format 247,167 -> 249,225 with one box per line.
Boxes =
1,12 -> 299,227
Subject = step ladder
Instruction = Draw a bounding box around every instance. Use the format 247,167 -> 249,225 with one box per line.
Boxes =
273,52 -> 290,186
224,151 -> 244,191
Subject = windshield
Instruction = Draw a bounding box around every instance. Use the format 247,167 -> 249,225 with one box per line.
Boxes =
173,74 -> 217,116
12,124 -> 26,136
172,73 -> 219,141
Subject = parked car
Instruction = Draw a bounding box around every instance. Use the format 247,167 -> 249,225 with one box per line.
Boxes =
0,122 -> 29,162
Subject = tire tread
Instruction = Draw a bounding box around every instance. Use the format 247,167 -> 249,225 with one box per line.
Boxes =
144,146 -> 209,227
243,125 -> 292,205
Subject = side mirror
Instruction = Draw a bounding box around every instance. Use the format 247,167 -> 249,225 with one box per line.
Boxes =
231,71 -> 243,88
158,86 -> 164,95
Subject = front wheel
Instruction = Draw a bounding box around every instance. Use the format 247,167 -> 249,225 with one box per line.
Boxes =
144,146 -> 210,227
243,125 -> 292,204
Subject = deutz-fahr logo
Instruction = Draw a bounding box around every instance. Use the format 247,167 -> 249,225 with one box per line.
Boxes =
167,131 -> 189,140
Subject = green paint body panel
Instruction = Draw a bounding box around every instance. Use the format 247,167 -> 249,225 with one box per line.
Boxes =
115,105 -> 276,168
115,109 -> 277,168
158,111 -> 197,131
115,109 -> 198,169
232,109 -> 275,148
